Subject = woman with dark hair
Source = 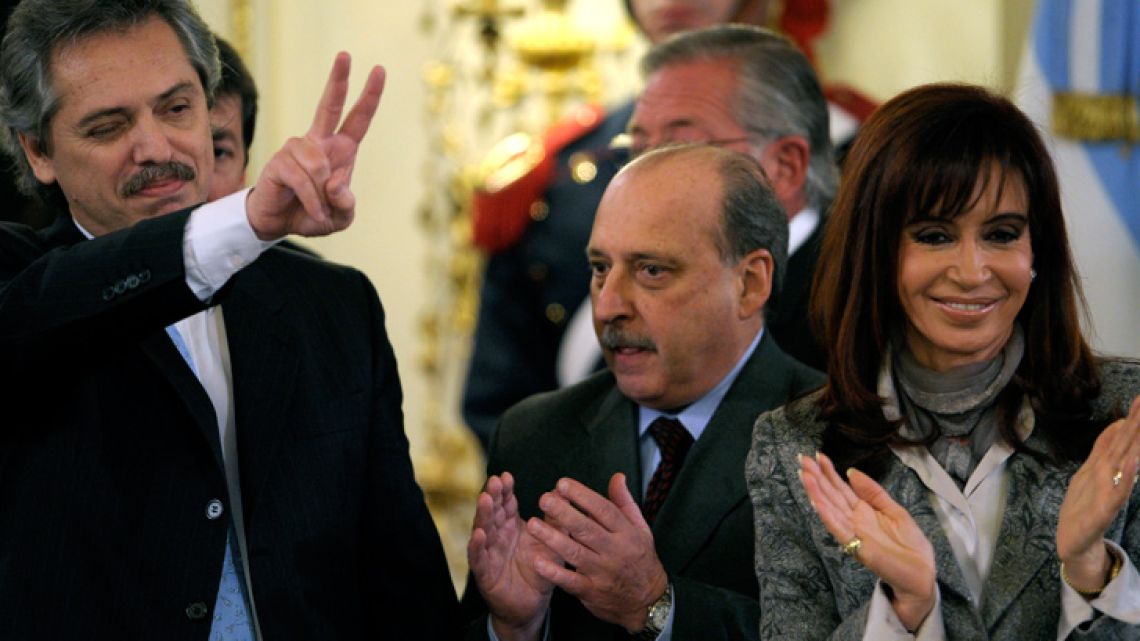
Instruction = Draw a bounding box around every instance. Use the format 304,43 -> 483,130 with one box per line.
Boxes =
746,83 -> 1140,640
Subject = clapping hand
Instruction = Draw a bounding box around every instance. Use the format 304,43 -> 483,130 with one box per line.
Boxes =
246,52 -> 385,240
468,472 -> 558,641
1056,395 -> 1140,593
526,474 -> 668,633
800,452 -> 936,631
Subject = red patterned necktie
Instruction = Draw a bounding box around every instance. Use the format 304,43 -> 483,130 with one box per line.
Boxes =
642,417 -> 694,525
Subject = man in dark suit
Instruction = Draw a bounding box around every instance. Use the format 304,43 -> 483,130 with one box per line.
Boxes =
0,1 -> 456,639
463,23 -> 839,450
464,144 -> 824,641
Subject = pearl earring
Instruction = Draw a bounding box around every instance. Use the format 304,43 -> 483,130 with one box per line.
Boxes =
1030,268 -> 1037,281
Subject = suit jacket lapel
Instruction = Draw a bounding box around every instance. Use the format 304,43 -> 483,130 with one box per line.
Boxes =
654,335 -> 787,573
880,458 -> 975,602
980,439 -> 1068,628
139,329 -> 225,471
222,257 -> 299,522
566,386 -> 641,501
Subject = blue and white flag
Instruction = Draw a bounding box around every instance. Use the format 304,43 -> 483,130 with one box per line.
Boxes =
1016,0 -> 1139,358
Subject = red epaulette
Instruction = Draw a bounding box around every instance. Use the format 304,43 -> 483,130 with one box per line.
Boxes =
824,83 -> 878,122
472,104 -> 607,253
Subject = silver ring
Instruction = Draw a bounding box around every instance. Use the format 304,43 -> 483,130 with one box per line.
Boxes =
1112,470 -> 1124,487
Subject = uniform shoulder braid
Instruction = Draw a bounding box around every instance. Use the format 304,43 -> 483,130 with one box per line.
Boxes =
471,104 -> 608,253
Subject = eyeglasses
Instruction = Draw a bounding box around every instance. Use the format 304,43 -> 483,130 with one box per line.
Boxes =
610,134 -> 759,162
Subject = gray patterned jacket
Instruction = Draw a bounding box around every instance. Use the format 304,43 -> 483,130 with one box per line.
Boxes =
747,360 -> 1140,640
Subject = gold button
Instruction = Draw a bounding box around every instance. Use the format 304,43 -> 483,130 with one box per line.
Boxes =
528,264 -> 548,282
568,152 -> 598,184
545,303 -> 566,324
529,200 -> 549,221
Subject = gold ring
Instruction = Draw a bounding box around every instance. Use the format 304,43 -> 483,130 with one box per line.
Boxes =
841,537 -> 862,558
1113,470 -> 1124,487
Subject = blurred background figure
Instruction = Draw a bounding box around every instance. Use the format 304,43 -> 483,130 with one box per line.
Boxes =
209,36 -> 259,201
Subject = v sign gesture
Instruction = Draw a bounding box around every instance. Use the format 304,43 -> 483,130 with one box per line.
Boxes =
247,52 -> 386,240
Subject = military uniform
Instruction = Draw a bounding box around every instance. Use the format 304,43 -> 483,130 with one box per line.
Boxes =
463,101 -> 632,448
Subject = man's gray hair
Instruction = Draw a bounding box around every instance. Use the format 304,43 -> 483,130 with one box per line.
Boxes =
642,24 -> 836,213
0,0 -> 220,195
626,144 -> 789,301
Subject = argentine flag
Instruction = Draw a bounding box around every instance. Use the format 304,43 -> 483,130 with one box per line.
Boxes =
1016,0 -> 1139,358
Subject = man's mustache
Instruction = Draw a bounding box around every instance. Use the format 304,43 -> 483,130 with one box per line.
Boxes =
120,162 -> 196,197
599,325 -> 656,352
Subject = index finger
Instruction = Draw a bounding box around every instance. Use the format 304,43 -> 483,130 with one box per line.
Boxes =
847,468 -> 910,522
308,52 -> 352,139
554,477 -> 626,532
336,64 -> 386,144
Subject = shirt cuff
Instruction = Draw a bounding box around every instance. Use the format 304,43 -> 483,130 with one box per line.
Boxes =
486,613 -> 550,641
183,188 -> 278,301
862,580 -> 944,641
1058,541 -> 1140,639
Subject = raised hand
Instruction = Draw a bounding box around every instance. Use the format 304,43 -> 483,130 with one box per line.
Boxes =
246,52 -> 385,240
800,452 -> 936,631
1056,395 -> 1140,592
526,474 -> 668,633
467,472 -> 557,641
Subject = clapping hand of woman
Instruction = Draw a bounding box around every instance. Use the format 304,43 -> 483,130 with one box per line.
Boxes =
1056,395 -> 1140,595
800,452 -> 937,631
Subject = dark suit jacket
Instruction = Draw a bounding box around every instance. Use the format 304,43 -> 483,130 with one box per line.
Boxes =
463,333 -> 824,640
748,360 -> 1140,640
0,211 -> 458,641
766,217 -> 825,372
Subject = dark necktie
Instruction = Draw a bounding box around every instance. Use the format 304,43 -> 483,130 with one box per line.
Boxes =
642,417 -> 694,525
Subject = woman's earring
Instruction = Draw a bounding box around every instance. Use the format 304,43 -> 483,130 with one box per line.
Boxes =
1030,268 -> 1037,281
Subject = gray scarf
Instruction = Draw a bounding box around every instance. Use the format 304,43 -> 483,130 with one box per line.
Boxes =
893,326 -> 1025,488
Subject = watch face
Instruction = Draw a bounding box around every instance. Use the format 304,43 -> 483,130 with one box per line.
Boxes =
646,587 -> 671,630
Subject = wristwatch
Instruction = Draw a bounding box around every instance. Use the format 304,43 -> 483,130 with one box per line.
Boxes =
631,582 -> 673,640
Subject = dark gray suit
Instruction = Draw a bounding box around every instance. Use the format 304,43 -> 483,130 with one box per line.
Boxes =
463,333 -> 823,640
747,360 -> 1140,640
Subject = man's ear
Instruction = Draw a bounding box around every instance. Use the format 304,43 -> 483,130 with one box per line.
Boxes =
758,134 -> 809,214
17,132 -> 56,185
737,248 -> 774,319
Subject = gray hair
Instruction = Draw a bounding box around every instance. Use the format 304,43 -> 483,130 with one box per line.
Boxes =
642,24 -> 837,213
0,0 -> 220,195
627,144 -> 789,300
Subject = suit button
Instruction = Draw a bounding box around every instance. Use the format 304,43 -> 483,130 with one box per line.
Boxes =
125,275 -> 140,289
138,269 -> 151,283
545,303 -> 566,324
185,602 -> 208,620
205,499 -> 224,520
101,287 -> 115,301
529,200 -> 549,221
113,280 -> 127,294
